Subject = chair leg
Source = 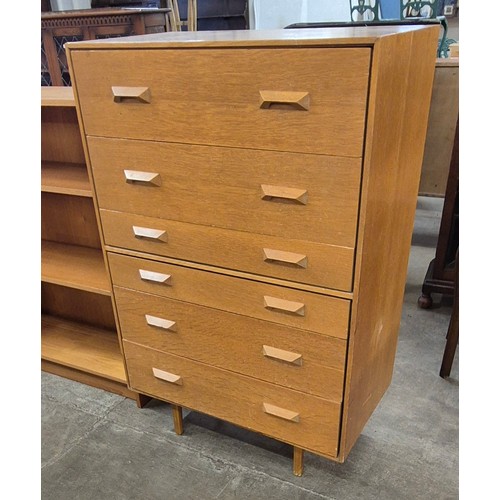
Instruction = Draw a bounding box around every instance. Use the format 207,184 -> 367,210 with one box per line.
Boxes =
440,310 -> 458,378
440,249 -> 459,378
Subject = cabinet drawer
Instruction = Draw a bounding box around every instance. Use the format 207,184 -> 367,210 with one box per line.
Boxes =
89,137 -> 361,247
115,287 -> 346,402
108,252 -> 350,339
71,48 -> 370,156
124,341 -> 341,457
101,210 -> 354,291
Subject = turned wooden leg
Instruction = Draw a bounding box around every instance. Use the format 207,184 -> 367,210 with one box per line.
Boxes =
418,293 -> 433,309
293,447 -> 304,476
135,393 -> 151,409
172,405 -> 184,435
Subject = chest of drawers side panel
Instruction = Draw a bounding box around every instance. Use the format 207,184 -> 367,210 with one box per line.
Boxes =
339,27 -> 440,461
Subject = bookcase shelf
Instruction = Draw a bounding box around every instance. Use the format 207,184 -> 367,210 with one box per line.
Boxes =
41,86 -> 143,403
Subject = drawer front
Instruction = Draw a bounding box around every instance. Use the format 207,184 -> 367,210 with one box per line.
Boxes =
115,287 -> 346,402
124,341 -> 341,457
89,137 -> 362,247
108,252 -> 350,339
71,47 -> 370,157
101,210 -> 354,291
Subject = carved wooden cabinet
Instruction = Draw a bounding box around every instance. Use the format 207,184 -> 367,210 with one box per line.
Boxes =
66,25 -> 439,474
41,7 -> 171,86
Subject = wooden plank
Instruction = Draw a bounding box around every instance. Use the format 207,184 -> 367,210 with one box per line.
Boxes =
65,24 -> 434,50
41,107 -> 85,165
41,240 -> 111,295
41,282 -> 116,331
418,58 -> 459,196
41,314 -> 126,383
41,86 -> 75,107
41,161 -> 91,197
42,360 -> 136,399
41,193 -> 101,249
339,26 -> 440,461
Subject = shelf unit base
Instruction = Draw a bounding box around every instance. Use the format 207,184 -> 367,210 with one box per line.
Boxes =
42,360 -> 138,400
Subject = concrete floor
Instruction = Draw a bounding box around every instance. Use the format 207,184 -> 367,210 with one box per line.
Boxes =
41,196 -> 458,499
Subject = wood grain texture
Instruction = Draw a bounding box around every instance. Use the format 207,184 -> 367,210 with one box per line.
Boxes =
41,240 -> 111,295
42,360 -> 136,399
108,252 -> 350,338
339,26 -> 440,461
41,192 -> 101,249
41,86 -> 75,107
41,282 -> 116,331
114,287 -> 346,402
41,107 -> 86,165
106,247 -> 353,300
88,137 -> 362,247
41,314 -> 126,382
418,59 -> 459,196
71,47 -> 370,157
123,341 -> 341,457
41,161 -> 91,197
65,25 -> 435,49
100,209 -> 354,291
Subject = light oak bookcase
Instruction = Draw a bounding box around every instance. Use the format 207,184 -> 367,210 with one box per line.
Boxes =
41,86 -> 147,405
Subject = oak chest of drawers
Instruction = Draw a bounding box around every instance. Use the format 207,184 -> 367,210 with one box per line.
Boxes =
66,25 -> 439,474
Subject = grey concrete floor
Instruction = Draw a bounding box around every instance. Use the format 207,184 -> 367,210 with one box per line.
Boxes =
41,196 -> 458,499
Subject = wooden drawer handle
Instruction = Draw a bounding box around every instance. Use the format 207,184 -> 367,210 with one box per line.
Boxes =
261,185 -> 308,205
264,296 -> 305,316
133,226 -> 167,242
259,90 -> 310,111
263,402 -> 300,423
263,248 -> 307,268
112,86 -> 151,103
139,269 -> 172,285
263,345 -> 303,366
124,170 -> 161,186
145,314 -> 177,331
152,367 -> 182,385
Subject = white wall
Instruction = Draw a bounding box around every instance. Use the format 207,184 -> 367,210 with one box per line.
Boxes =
248,0 -> 351,30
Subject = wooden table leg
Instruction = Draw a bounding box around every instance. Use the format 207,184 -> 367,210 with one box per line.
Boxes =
293,447 -> 304,476
172,405 -> 184,435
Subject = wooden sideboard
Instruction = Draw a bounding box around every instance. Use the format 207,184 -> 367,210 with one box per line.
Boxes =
42,7 -> 171,86
66,25 -> 439,474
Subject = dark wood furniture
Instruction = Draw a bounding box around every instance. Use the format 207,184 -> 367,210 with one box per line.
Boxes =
41,7 -> 171,86
440,249 -> 458,378
418,119 -> 459,309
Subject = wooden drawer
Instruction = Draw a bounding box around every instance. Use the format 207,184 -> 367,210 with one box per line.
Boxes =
89,137 -> 361,247
108,252 -> 350,339
101,210 -> 354,291
115,287 -> 346,402
124,341 -> 341,457
71,48 -> 370,156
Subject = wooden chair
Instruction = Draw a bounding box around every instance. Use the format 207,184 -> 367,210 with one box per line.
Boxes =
165,0 -> 197,31
440,249 -> 459,378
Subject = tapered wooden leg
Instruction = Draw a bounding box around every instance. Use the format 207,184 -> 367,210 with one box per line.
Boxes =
172,405 -> 184,435
293,447 -> 304,476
